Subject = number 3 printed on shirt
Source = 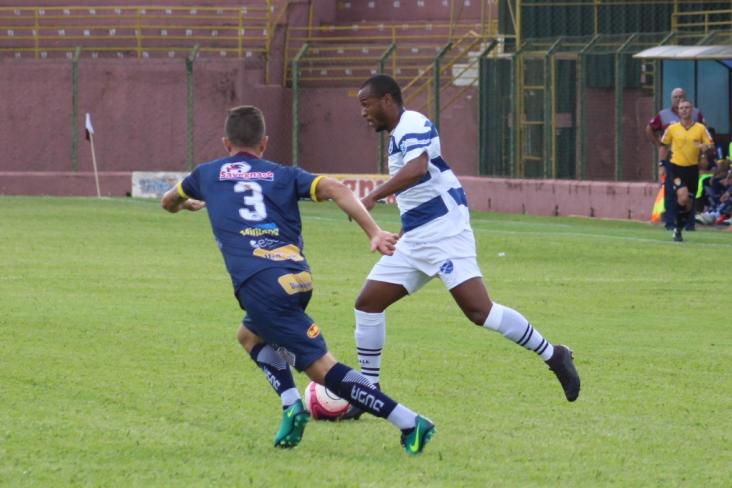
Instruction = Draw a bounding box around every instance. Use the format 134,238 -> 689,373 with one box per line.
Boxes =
234,181 -> 267,221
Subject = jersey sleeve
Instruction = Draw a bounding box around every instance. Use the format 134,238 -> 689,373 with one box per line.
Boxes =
398,118 -> 436,164
179,165 -> 204,201
702,125 -> 713,145
648,113 -> 663,131
660,125 -> 673,145
291,166 -> 322,201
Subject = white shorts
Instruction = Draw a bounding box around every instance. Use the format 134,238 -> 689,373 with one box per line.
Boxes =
367,229 -> 482,294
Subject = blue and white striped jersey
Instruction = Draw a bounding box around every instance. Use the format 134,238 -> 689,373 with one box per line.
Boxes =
388,110 -> 471,243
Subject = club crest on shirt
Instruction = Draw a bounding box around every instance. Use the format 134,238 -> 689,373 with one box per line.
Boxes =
219,162 -> 274,181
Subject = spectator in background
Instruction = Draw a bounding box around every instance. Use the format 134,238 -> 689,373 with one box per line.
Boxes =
646,87 -> 706,231
659,100 -> 714,241
706,128 -> 725,163
697,160 -> 732,225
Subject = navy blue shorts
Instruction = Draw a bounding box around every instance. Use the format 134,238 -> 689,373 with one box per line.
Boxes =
236,267 -> 327,372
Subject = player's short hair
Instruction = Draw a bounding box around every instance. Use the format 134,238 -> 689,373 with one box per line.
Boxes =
225,105 -> 266,147
361,74 -> 403,106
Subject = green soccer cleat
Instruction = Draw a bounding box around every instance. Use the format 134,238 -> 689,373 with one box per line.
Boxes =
400,415 -> 436,456
274,399 -> 310,448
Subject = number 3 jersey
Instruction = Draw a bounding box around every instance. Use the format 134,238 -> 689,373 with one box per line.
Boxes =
177,152 -> 322,292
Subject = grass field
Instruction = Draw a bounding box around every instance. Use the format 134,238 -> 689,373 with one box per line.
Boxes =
1,196 -> 731,487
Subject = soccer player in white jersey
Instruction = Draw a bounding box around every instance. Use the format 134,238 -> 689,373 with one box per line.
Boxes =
343,75 -> 580,419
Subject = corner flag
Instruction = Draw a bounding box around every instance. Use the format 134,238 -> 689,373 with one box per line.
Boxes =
85,113 -> 94,141
85,112 -> 101,198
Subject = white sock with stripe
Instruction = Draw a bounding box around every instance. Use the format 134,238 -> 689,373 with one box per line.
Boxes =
354,309 -> 386,386
483,303 -> 554,360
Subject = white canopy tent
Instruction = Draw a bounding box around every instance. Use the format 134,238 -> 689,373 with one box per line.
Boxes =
633,45 -> 732,60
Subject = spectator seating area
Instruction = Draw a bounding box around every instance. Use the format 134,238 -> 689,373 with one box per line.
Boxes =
0,4 -> 271,62
0,1 -> 497,89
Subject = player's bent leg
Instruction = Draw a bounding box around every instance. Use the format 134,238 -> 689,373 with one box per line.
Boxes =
308,357 -> 436,454
452,282 -> 581,402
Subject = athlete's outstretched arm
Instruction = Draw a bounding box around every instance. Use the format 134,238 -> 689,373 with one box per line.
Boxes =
161,185 -> 206,213
315,177 -> 397,255
361,152 -> 428,210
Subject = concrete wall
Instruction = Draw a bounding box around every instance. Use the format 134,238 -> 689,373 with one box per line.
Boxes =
0,59 -> 291,173
0,171 -> 658,222
0,45 -> 657,221
0,58 -> 476,174
460,176 -> 657,221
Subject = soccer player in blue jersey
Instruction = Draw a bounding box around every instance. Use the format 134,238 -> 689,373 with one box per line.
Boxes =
343,75 -> 580,419
161,105 -> 435,455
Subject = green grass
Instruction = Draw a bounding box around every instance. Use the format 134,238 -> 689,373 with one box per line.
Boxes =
1,196 -> 731,487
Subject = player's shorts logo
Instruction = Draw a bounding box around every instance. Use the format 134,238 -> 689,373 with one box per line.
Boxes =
307,324 -> 320,339
440,259 -> 454,275
277,271 -> 313,295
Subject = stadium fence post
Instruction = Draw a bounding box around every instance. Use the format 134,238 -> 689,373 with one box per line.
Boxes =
186,44 -> 200,171
543,37 -> 562,179
291,43 -> 309,167
71,47 -> 82,172
477,39 -> 498,176
377,43 -> 397,173
433,42 -> 453,132
510,41 -> 528,178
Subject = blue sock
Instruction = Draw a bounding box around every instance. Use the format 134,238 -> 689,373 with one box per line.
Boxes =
249,343 -> 299,408
324,362 -> 396,419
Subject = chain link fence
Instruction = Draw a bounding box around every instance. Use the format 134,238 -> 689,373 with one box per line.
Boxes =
479,0 -> 732,182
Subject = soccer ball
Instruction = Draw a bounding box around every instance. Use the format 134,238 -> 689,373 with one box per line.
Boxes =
303,381 -> 350,420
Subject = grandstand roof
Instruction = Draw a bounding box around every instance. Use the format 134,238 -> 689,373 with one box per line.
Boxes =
633,45 -> 732,60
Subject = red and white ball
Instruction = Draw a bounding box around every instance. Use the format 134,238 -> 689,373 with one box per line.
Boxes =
303,381 -> 350,420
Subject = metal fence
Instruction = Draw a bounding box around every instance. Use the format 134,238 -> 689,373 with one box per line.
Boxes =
479,28 -> 732,182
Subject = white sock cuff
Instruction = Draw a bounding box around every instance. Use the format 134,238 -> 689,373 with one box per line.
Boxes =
281,387 -> 301,407
484,303 -> 506,331
355,309 -> 385,328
